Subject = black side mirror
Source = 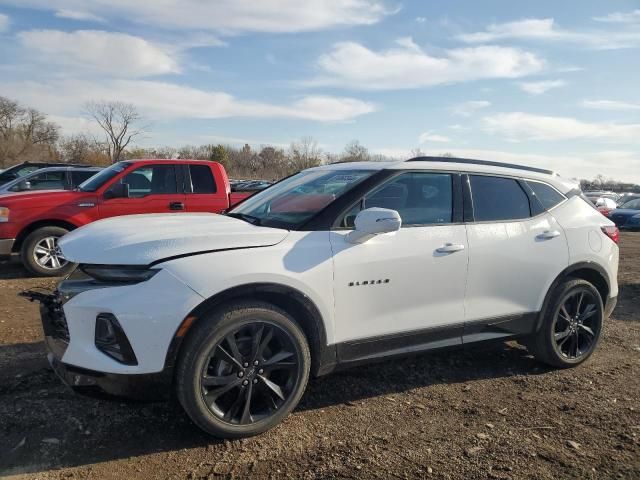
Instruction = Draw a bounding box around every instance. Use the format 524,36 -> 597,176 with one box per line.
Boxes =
104,182 -> 130,200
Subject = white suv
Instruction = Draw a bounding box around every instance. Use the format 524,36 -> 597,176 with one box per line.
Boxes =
29,157 -> 619,438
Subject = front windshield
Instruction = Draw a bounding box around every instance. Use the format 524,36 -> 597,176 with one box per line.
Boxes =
228,168 -> 375,229
78,162 -> 130,192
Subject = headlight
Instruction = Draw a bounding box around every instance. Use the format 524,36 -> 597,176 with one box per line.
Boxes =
80,264 -> 160,283
0,207 -> 9,222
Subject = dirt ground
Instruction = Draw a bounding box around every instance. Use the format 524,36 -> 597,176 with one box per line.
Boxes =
0,234 -> 639,480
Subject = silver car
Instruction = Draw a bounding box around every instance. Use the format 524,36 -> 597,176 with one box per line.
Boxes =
0,166 -> 102,195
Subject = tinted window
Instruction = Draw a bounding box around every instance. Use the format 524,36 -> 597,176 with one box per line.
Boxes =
527,181 -> 565,210
121,165 -> 177,197
622,198 -> 640,210
70,171 -> 98,187
189,165 -> 216,194
470,175 -> 531,222
10,171 -> 65,191
342,172 -> 453,227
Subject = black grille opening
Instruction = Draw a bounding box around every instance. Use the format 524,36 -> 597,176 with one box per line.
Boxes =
41,292 -> 70,344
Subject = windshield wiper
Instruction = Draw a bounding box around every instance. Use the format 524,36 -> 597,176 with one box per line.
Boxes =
225,212 -> 261,225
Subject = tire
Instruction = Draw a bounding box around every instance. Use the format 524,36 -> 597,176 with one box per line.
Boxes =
528,278 -> 604,368
20,226 -> 76,277
176,301 -> 310,438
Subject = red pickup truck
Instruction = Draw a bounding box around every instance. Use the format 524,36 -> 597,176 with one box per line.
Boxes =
0,159 -> 253,276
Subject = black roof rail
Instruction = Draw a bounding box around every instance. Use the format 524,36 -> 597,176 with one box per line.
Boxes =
405,156 -> 555,176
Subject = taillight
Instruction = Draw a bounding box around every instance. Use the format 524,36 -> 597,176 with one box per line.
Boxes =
601,226 -> 619,244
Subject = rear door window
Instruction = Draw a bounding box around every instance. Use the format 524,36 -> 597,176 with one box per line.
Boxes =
189,165 -> 217,194
470,175 -> 531,222
70,170 -> 97,187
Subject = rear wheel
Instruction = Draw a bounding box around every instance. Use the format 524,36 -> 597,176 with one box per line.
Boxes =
528,279 -> 604,368
20,226 -> 75,277
176,301 -> 310,438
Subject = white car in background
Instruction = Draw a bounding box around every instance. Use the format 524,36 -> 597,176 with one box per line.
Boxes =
28,156 -> 619,438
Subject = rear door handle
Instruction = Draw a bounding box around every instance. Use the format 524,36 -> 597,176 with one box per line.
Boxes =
436,243 -> 466,254
169,202 -> 185,211
537,230 -> 561,240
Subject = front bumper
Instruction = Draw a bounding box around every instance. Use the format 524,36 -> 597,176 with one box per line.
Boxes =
0,238 -> 15,256
48,353 -> 172,400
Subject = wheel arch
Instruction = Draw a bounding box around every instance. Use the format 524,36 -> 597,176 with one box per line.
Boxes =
13,219 -> 79,252
164,282 -> 336,377
536,262 -> 611,331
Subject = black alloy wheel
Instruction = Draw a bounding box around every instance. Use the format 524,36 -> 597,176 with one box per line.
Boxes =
201,322 -> 300,425
176,302 -> 310,438
551,288 -> 601,361
528,278 -> 604,368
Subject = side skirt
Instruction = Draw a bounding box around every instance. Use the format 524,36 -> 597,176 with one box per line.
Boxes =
330,312 -> 538,370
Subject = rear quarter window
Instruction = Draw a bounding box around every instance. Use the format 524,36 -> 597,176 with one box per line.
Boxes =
526,181 -> 566,210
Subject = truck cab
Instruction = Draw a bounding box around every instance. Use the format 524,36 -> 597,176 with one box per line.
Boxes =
0,159 -> 253,276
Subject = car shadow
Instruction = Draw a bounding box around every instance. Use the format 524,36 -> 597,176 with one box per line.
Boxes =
0,339 -> 547,475
0,257 -> 49,280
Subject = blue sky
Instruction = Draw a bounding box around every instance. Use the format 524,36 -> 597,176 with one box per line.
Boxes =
0,0 -> 639,182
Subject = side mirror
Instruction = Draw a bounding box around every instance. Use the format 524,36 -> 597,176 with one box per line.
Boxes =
17,181 -> 32,191
104,182 -> 130,200
346,207 -> 402,244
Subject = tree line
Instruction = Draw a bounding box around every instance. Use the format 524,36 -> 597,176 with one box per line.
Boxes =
1,95 -> 638,188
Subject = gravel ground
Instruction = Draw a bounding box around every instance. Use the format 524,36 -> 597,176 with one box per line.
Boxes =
0,234 -> 639,479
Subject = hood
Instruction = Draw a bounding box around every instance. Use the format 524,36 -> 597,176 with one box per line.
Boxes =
59,213 -> 289,265
0,189 -> 79,201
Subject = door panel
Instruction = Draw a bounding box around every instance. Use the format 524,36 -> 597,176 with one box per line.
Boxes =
98,164 -> 186,219
465,212 -> 569,321
331,224 -> 468,343
183,164 -> 229,213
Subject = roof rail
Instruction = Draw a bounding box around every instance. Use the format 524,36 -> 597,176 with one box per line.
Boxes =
405,156 -> 555,175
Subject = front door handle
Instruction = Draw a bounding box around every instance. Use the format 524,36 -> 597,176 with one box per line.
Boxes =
169,202 -> 185,211
537,230 -> 561,240
436,243 -> 466,254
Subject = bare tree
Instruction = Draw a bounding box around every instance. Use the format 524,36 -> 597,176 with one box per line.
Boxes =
0,96 -> 59,167
341,140 -> 369,163
84,101 -> 145,163
289,136 -> 322,170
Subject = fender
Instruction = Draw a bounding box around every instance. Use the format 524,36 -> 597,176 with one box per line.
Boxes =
164,282 -> 336,377
535,261 -> 611,332
13,218 -> 81,252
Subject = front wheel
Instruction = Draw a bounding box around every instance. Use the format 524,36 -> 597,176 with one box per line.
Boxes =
528,279 -> 604,368
20,226 -> 75,277
176,301 -> 310,438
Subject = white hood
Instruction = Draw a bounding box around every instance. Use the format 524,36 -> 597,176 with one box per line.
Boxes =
59,213 -> 288,265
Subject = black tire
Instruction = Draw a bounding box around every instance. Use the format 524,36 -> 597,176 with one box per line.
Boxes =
528,278 -> 604,368
20,226 -> 75,277
176,301 -> 310,438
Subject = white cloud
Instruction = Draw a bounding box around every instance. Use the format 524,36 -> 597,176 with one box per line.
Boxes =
419,131 -> 451,143
518,79 -> 566,95
19,30 -> 180,77
594,10 -> 640,23
451,100 -> 491,117
415,17 -> 427,23
0,13 -> 9,32
54,9 -> 105,22
4,0 -> 393,33
483,112 -> 640,143
311,39 -> 544,90
581,99 -> 640,111
0,79 -> 376,123
458,18 -> 640,50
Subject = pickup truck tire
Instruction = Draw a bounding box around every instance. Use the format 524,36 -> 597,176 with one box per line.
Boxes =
176,301 -> 310,438
21,226 -> 76,277
528,279 -> 603,368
